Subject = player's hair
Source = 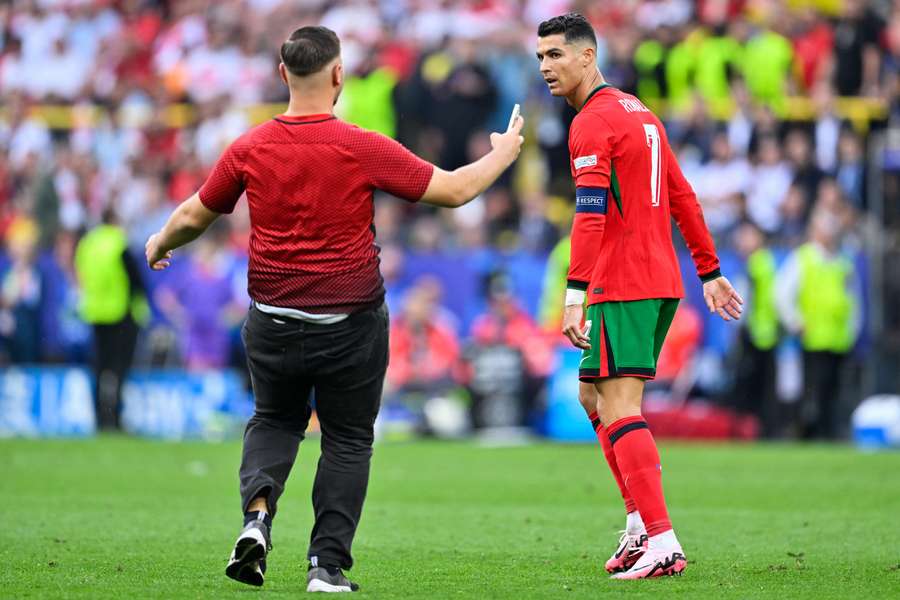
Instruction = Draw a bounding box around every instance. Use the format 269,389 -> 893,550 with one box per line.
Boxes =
537,13 -> 597,48
280,26 -> 341,77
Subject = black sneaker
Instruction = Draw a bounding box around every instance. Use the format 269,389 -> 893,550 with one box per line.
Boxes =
225,519 -> 271,586
306,565 -> 359,593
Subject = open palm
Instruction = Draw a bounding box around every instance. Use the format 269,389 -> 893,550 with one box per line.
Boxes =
703,276 -> 744,321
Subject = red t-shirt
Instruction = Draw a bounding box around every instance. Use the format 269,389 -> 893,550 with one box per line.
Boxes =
199,114 -> 434,313
567,86 -> 720,305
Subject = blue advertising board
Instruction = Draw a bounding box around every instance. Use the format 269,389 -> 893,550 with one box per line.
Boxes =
0,367 -> 96,437
544,348 -> 595,441
0,367 -> 253,439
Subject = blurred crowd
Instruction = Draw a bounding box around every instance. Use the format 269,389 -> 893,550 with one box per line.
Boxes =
1,0 -> 899,438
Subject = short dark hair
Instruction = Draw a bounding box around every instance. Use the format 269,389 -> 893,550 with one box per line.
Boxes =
537,13 -> 597,47
280,26 -> 341,77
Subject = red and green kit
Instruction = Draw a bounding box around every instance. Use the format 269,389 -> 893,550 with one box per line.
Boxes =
567,85 -> 721,380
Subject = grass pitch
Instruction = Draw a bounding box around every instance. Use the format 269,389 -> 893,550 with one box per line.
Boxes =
1,436 -> 898,598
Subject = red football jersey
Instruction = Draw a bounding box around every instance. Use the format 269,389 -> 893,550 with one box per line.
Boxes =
567,85 -> 720,305
199,113 -> 434,313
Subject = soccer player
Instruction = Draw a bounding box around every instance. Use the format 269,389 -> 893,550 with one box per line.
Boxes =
145,26 -> 523,593
536,14 -> 743,579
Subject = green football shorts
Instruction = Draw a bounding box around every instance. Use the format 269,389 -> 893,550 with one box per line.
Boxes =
579,299 -> 679,381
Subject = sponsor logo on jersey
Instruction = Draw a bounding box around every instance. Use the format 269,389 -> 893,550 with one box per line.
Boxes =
575,186 -> 608,214
618,98 -> 650,113
573,154 -> 598,170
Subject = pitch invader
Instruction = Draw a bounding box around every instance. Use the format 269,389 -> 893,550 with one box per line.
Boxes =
536,14 -> 744,579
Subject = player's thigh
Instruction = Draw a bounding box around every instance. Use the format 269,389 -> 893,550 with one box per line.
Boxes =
581,300 -> 664,380
578,380 -> 600,415
652,299 -> 679,362
585,300 -> 667,423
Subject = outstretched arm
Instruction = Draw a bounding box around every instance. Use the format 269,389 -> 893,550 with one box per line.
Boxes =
145,193 -> 220,270
146,136 -> 246,271
419,116 -> 524,208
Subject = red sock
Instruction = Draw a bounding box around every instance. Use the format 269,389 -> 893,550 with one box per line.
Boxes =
607,416 -> 672,536
589,412 -> 637,514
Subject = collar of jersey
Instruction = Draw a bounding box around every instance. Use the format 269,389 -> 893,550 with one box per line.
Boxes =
580,83 -> 613,111
275,113 -> 335,124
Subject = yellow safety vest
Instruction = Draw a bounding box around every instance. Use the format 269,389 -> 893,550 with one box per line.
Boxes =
74,225 -> 148,325
796,243 -> 855,352
746,248 -> 778,350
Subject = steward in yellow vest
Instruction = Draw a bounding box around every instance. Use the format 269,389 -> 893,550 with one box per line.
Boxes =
74,209 -> 148,430
732,221 -> 780,437
776,211 -> 860,439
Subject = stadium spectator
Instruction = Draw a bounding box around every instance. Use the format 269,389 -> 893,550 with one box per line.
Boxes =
3,94 -> 52,171
154,222 -> 243,370
743,17 -> 795,108
0,35 -> 26,94
746,135 -> 793,233
731,220 -> 781,438
432,37 -> 498,170
470,271 -> 553,380
784,128 -> 825,210
832,0 -> 885,97
792,7 -> 834,93
387,276 -> 461,399
40,229 -> 91,364
338,53 -> 399,138
835,128 -> 866,208
0,216 -> 43,363
812,83 -> 842,172
466,271 -> 553,429
690,129 -> 750,236
776,210 -> 862,439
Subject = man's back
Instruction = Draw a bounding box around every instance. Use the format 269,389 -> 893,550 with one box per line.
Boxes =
199,114 -> 433,314
569,86 -> 718,305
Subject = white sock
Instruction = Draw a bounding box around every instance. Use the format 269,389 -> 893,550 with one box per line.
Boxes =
648,529 -> 680,551
625,511 -> 645,535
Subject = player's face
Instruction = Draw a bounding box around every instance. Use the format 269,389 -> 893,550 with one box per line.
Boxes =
536,34 -> 583,97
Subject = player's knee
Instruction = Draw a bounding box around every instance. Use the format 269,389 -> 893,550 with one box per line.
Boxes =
597,388 -> 642,425
319,431 -> 374,470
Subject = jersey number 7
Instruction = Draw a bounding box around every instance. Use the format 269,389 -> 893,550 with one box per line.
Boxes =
643,124 -> 661,207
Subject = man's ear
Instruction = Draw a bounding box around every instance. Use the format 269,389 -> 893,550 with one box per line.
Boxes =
279,62 -> 289,86
582,45 -> 596,69
332,62 -> 343,87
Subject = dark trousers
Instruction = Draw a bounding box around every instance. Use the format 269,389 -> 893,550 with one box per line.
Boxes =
801,350 -> 847,439
733,330 -> 779,438
92,317 -> 138,430
239,302 -> 389,571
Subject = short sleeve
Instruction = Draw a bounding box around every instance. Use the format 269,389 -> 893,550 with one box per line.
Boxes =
354,130 -> 434,202
198,138 -> 247,214
569,113 -> 613,188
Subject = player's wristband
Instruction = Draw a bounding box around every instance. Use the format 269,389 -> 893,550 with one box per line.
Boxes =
565,288 -> 586,306
699,268 -> 722,283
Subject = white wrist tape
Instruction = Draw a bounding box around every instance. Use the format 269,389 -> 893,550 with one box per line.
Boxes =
565,288 -> 586,306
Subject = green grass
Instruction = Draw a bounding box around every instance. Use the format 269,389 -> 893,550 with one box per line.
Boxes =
1,436 -> 898,598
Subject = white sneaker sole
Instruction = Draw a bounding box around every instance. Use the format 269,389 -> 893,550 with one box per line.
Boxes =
307,578 -> 353,593
225,528 -> 267,586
